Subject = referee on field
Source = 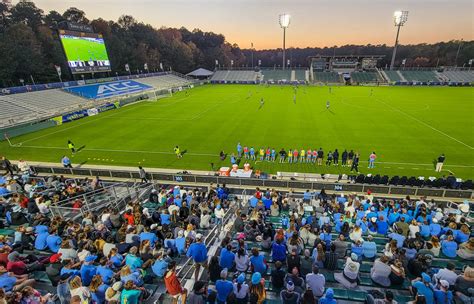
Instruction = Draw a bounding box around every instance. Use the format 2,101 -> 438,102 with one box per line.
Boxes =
435,154 -> 445,172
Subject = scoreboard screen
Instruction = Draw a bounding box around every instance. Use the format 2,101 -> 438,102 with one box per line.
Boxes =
59,30 -> 111,74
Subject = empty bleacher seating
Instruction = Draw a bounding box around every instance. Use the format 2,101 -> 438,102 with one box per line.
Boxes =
400,71 -> 440,82
384,70 -> 403,82
441,70 -> 474,82
137,74 -> 193,89
313,71 -> 341,83
261,69 -> 291,81
350,72 -> 379,83
211,70 -> 258,82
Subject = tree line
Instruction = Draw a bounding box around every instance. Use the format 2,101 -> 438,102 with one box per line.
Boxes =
0,0 -> 472,87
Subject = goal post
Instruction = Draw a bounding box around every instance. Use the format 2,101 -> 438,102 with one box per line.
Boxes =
146,88 -> 172,101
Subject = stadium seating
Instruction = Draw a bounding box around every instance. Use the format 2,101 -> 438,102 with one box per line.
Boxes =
137,74 -> 193,89
261,69 -> 292,81
313,71 -> 341,83
383,70 -> 403,82
0,89 -> 92,126
400,71 -> 440,82
211,70 -> 258,82
441,70 -> 474,82
350,72 -> 379,83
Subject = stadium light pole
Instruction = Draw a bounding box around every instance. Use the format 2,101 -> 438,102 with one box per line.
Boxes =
279,14 -> 291,70
390,10 -> 408,70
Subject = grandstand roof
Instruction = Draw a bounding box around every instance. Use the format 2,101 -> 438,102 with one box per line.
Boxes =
187,67 -> 214,77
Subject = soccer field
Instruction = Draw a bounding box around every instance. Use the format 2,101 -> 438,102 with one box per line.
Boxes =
2,85 -> 473,178
61,36 -> 109,61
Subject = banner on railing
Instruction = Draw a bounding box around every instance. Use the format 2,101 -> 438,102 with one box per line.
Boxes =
56,102 -> 120,123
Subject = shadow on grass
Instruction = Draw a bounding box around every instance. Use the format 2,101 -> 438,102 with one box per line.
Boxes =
75,160 -> 88,168
77,145 -> 86,153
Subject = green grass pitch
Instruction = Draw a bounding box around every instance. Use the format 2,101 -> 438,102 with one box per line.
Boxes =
61,36 -> 109,61
2,85 -> 473,178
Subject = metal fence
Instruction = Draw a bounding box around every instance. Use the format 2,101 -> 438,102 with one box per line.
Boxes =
49,182 -> 142,221
33,165 -> 474,200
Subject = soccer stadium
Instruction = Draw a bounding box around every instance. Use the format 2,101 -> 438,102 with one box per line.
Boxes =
0,1 -> 473,304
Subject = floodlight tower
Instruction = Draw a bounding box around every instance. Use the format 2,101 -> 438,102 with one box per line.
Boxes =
390,10 -> 408,70
279,14 -> 291,70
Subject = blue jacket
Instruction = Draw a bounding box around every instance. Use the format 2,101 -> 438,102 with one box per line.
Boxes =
80,264 -> 97,286
91,283 -> 109,304
377,221 -> 389,235
175,237 -> 186,254
125,254 -> 143,271
187,242 -> 208,263
46,234 -> 62,252
272,242 -> 287,262
139,232 -> 158,246
96,266 -> 114,284
34,225 -> 49,250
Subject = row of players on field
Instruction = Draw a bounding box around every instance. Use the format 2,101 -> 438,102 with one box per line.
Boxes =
236,144 -> 377,168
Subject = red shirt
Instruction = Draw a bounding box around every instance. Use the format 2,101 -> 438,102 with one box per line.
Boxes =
7,260 -> 27,275
124,213 -> 135,225
164,271 -> 182,295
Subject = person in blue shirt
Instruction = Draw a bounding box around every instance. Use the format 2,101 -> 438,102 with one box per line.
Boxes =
90,274 -> 109,304
272,239 -> 287,263
441,235 -> 458,258
61,156 -> 72,168
429,218 -> 441,237
46,230 -> 62,253
174,197 -> 182,208
219,244 -> 235,270
362,235 -> 377,259
125,247 -> 143,271
250,248 -> 267,275
433,280 -> 453,304
139,227 -> 158,247
388,210 -> 400,225
175,230 -> 186,255
96,258 -> 114,285
108,248 -> 124,270
186,234 -> 208,280
34,225 -> 49,250
356,218 -> 368,234
120,265 -> 144,286
456,224 -> 470,244
80,255 -> 98,286
250,147 -> 255,160
388,229 -> 406,248
121,280 -> 143,304
0,268 -> 18,291
411,273 -> 434,304
319,288 -> 336,304
160,211 -> 171,226
376,216 -> 389,235
215,268 -> 234,303
236,142 -> 242,157
420,221 -> 431,238
319,227 -> 332,248
152,252 -> 170,279
351,241 -> 363,260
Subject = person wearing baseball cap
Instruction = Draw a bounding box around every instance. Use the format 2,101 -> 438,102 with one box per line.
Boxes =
280,280 -> 300,304
186,233 -> 208,280
80,255 -> 98,286
410,272 -> 434,304
434,280 -> 453,304
233,273 -> 249,302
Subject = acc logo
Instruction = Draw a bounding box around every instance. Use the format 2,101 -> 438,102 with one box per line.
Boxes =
97,81 -> 141,95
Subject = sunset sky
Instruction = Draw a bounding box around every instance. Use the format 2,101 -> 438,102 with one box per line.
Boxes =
29,0 -> 473,49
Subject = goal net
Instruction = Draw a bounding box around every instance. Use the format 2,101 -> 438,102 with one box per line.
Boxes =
146,88 -> 172,101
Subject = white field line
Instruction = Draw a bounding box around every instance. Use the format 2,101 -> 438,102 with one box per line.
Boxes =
375,98 -> 474,150
17,104 -> 142,145
9,144 -> 474,168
